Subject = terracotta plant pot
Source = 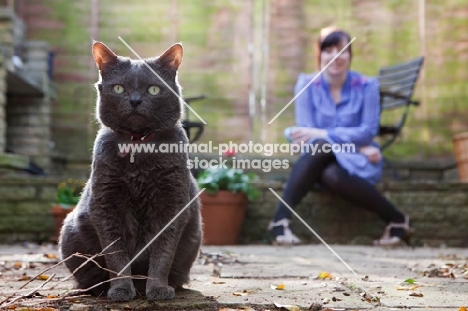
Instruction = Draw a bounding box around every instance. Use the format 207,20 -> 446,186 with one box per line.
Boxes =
200,190 -> 248,245
50,204 -> 75,243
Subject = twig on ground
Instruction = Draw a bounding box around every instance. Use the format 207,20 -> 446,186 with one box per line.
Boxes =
0,238 -> 160,308
0,239 -> 120,306
48,250 -> 122,290
65,275 -> 141,296
0,294 -> 91,309
0,254 -> 75,306
1,273 -> 56,308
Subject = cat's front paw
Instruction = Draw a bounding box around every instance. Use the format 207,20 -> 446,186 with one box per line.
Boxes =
146,285 -> 175,300
108,286 -> 136,301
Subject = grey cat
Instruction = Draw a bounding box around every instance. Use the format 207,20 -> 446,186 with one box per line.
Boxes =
59,41 -> 202,302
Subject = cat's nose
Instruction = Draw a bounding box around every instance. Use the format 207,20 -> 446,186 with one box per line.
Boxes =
129,92 -> 142,108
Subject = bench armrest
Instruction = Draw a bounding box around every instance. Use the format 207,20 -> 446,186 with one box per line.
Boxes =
380,89 -> 420,106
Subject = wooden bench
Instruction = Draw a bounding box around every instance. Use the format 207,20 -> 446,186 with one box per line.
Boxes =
377,56 -> 424,151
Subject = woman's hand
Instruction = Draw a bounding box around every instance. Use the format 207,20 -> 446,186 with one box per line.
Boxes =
290,127 -> 328,144
359,145 -> 382,163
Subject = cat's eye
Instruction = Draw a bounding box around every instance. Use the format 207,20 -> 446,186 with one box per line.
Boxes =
147,86 -> 161,95
113,85 -> 124,94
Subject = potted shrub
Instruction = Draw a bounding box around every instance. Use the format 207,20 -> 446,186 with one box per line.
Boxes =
50,179 -> 84,242
196,152 -> 259,245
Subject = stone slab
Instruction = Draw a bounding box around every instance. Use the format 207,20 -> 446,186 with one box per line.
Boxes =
0,244 -> 467,310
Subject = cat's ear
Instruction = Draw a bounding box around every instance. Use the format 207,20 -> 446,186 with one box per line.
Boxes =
157,43 -> 183,71
92,41 -> 118,71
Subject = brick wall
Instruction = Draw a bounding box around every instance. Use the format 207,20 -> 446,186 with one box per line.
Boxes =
0,8 -> 14,153
14,0 -> 468,160
0,7 -> 54,172
0,174 -> 466,246
0,177 -> 61,242
6,41 -> 53,169
241,180 -> 468,247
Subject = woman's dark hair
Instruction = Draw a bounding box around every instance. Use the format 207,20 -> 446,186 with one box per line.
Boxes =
315,29 -> 352,70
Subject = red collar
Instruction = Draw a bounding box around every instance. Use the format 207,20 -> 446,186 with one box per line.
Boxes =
117,131 -> 155,159
128,132 -> 155,143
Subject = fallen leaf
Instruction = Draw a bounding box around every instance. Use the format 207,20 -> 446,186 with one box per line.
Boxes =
236,288 -> 258,296
459,307 -> 467,311
318,271 -> 333,279
13,262 -> 23,269
19,274 -> 30,281
409,292 -> 423,297
404,278 -> 416,284
232,292 -> 248,296
359,292 -> 374,302
395,285 -> 411,290
424,266 -> 456,278
44,253 -> 57,259
273,302 -> 300,311
270,283 -> 285,290
38,274 -> 51,280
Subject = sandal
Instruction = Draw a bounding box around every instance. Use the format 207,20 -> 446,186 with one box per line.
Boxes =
268,218 -> 301,245
373,215 -> 414,247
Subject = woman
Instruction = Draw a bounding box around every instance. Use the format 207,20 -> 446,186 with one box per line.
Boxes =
269,28 -> 413,246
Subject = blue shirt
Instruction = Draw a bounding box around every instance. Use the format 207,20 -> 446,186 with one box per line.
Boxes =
290,70 -> 383,184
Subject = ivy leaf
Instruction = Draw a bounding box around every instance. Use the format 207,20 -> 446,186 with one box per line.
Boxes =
404,278 -> 416,284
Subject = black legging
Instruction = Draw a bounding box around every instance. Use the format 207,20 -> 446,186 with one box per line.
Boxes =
273,140 -> 405,232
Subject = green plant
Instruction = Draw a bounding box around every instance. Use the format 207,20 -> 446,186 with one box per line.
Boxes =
55,179 -> 85,209
196,153 -> 260,201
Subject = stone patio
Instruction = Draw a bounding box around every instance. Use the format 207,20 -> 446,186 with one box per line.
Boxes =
0,243 -> 467,310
